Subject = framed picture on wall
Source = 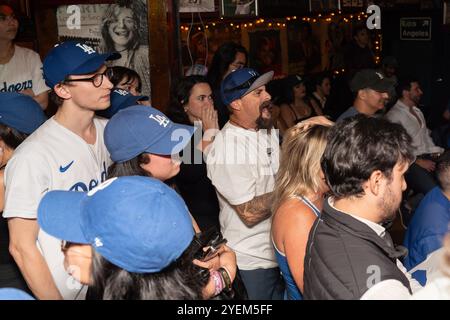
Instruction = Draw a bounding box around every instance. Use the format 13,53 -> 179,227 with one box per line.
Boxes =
341,0 -> 364,9
309,0 -> 340,13
180,0 -> 216,13
444,1 -> 450,24
248,29 -> 283,76
221,0 -> 258,17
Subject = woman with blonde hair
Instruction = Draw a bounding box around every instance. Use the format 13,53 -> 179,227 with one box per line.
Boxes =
271,123 -> 331,300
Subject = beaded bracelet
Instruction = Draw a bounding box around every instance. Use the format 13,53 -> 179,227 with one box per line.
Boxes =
211,270 -> 224,296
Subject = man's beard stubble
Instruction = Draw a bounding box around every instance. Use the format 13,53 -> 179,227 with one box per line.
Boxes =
256,100 -> 274,131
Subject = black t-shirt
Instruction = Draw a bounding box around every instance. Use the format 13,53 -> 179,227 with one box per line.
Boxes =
175,135 -> 220,231
0,214 -> 30,292
0,214 -> 13,264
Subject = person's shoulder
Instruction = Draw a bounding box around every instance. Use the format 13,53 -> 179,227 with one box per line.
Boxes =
336,107 -> 356,121
417,187 -> 448,209
14,45 -> 41,60
274,198 -> 318,227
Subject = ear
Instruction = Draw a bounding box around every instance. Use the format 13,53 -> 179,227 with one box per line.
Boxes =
139,154 -> 152,171
54,83 -> 72,100
366,170 -> 384,196
358,89 -> 367,100
402,89 -> 410,99
229,99 -> 242,112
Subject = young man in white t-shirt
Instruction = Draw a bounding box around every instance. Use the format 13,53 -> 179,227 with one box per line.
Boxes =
0,5 -> 49,109
206,68 -> 284,300
3,41 -> 119,299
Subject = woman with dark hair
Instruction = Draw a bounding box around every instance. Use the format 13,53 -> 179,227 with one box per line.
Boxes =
309,72 -> 332,116
279,75 -> 322,132
104,105 -> 201,233
207,42 -> 248,128
166,75 -> 220,230
37,176 -> 237,300
100,0 -> 150,96
0,93 -> 47,294
109,66 -> 142,96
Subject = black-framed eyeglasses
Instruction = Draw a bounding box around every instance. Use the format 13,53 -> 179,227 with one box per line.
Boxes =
63,67 -> 113,88
224,75 -> 259,93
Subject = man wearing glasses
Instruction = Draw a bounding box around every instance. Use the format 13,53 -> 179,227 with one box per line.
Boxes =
3,41 -> 119,300
206,68 -> 284,300
0,4 -> 49,109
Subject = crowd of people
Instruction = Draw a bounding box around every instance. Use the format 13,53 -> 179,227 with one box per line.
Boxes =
0,3 -> 449,300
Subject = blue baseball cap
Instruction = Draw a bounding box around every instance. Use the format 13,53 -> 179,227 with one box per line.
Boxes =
0,288 -> 34,300
96,88 -> 149,119
0,93 -> 47,134
220,68 -> 273,106
105,105 -> 196,163
43,41 -> 120,88
38,176 -> 195,273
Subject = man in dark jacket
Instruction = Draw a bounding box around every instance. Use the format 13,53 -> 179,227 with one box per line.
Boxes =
303,115 -> 422,299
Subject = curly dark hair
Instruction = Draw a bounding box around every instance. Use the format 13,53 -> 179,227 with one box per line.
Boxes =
321,115 -> 414,198
207,42 -> 248,90
165,75 -> 210,126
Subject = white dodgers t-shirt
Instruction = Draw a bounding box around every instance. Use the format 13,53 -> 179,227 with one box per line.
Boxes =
206,122 -> 279,270
0,45 -> 49,95
3,116 -> 111,300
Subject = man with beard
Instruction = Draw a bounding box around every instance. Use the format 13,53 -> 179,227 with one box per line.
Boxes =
337,69 -> 392,121
206,68 -> 285,299
386,77 -> 444,196
0,4 -> 48,109
303,115 -> 423,300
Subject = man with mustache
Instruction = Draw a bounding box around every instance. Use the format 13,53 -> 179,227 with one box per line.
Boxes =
0,4 -> 49,109
337,69 -> 393,121
303,115 -> 423,300
206,68 -> 284,299
386,76 -> 444,196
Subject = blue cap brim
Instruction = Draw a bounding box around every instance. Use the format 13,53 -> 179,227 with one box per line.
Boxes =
70,52 -> 120,76
0,288 -> 34,300
144,123 -> 197,156
98,94 -> 149,119
38,191 -> 88,244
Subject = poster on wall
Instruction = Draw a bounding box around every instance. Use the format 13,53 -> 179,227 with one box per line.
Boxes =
56,1 -> 151,97
180,27 -> 242,75
180,0 -> 216,13
248,29 -> 283,77
341,0 -> 364,9
286,21 -> 321,75
258,0 -> 308,18
309,0 -> 340,12
221,0 -> 258,17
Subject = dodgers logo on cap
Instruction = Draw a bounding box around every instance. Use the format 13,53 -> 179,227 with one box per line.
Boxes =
38,176 -> 195,273
43,41 -> 120,88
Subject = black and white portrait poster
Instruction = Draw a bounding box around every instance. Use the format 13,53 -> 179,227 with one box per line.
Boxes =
180,0 -> 216,13
56,1 -> 151,97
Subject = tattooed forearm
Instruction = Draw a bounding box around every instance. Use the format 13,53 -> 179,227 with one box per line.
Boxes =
232,192 -> 273,228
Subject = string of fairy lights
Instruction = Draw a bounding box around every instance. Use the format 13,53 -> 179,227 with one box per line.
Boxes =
180,10 -> 383,71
